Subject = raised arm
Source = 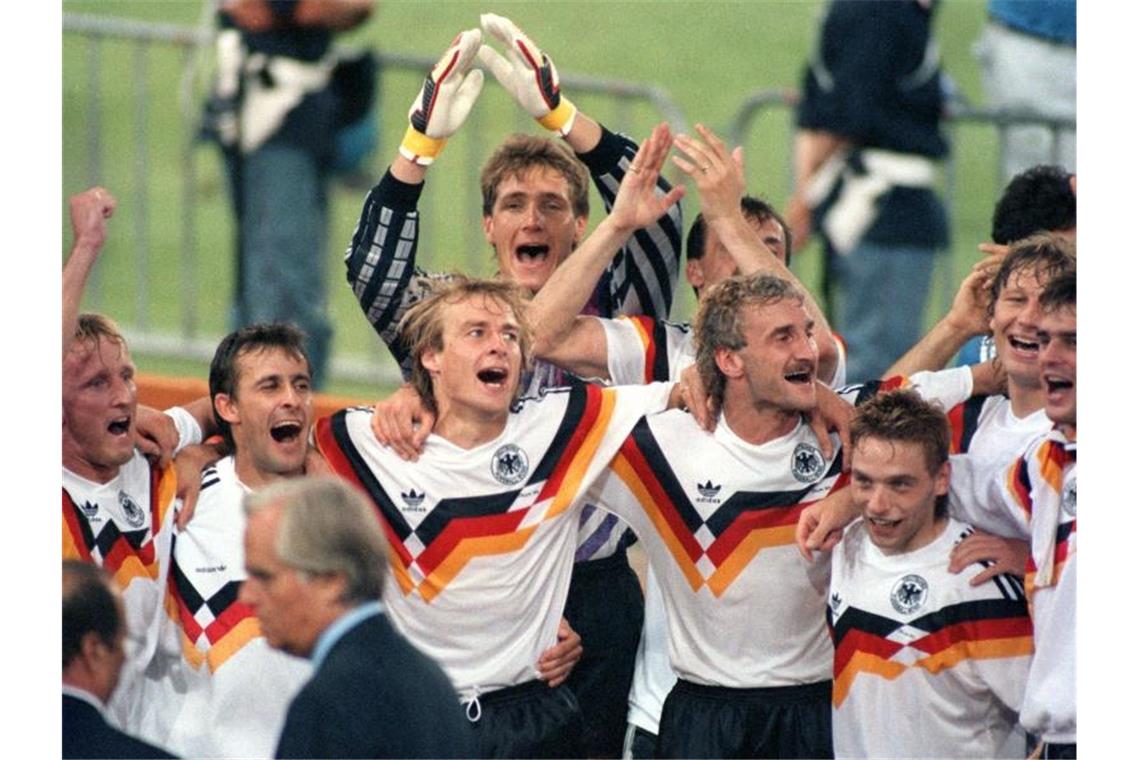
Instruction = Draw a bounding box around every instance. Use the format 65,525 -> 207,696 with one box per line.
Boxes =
479,12 -> 684,319
344,28 -> 483,375
528,124 -> 685,379
63,187 -> 116,357
884,251 -> 1004,377
671,125 -> 839,384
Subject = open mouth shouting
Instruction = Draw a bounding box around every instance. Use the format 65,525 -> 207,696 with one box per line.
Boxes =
1043,373 -> 1073,394
1042,372 -> 1074,412
516,244 -> 550,262
476,366 -> 511,389
269,420 -> 304,445
865,515 -> 903,543
783,363 -> 816,386
107,414 -> 132,438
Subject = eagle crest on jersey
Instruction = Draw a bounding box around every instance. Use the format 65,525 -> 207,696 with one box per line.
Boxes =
791,443 -> 826,483
891,574 -> 930,615
119,490 -> 146,528
1061,479 -> 1076,516
491,444 -> 529,486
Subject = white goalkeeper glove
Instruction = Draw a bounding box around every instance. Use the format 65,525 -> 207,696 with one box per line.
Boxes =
477,13 -> 577,136
399,28 -> 485,166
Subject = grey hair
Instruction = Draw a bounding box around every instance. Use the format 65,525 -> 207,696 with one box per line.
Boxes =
244,477 -> 388,605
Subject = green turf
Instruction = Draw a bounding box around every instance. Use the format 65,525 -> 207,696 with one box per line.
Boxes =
63,0 -> 999,398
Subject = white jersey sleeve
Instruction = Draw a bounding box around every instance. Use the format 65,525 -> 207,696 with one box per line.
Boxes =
600,316 -> 694,385
996,431 -> 1077,743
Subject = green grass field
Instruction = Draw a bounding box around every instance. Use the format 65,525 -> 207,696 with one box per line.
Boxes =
63,0 -> 999,398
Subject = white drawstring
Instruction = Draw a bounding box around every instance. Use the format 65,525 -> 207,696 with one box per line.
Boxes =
464,686 -> 482,723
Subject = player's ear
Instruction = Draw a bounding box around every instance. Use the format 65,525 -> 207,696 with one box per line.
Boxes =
686,259 -> 705,291
572,213 -> 587,246
482,214 -> 495,245
714,346 -> 743,379
933,460 -> 951,496
421,349 -> 440,375
213,393 -> 240,427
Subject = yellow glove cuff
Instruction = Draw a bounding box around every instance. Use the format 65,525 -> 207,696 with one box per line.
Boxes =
537,98 -> 577,137
398,126 -> 447,166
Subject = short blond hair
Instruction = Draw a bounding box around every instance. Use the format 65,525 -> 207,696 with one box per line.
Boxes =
398,275 -> 533,413
72,313 -> 127,354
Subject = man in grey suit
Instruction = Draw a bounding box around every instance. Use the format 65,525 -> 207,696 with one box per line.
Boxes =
241,477 -> 475,758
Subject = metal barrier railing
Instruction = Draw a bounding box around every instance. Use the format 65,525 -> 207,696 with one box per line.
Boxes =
63,13 -> 689,386
727,88 -> 1076,314
66,14 -> 1075,386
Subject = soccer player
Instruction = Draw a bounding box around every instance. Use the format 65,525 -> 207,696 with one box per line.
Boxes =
347,19 -> 685,753
163,322 -> 585,755
829,390 -> 1032,758
315,276 -> 679,757
523,125 -> 847,756
997,271 -> 1077,757
587,274 -> 976,758
802,235 -> 1076,578
160,324 -> 316,757
62,188 -> 209,742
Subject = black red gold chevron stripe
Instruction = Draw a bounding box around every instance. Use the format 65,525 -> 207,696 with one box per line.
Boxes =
613,419 -> 845,596
61,462 -> 175,592
947,395 -> 988,454
830,599 -> 1033,706
316,385 -> 614,602
622,315 -> 674,383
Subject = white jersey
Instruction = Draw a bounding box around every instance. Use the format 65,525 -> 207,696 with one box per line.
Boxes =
596,369 -> 971,688
61,407 -> 201,738
164,456 -> 311,758
999,429 -> 1076,744
946,394 -> 1050,538
592,407 -> 848,688
829,518 -> 1032,758
315,382 -> 673,700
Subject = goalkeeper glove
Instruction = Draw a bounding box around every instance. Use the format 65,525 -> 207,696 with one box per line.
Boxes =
399,28 -> 485,166
477,13 -> 577,136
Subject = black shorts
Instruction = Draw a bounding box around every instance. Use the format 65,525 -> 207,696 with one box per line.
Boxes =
622,724 -> 658,759
468,679 -> 585,758
563,547 -> 645,758
656,678 -> 833,759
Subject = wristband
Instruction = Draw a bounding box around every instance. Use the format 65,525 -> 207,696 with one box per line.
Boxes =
537,98 -> 578,137
398,126 -> 447,166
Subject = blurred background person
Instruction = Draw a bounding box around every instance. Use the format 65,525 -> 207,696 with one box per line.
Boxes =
975,0 -> 1075,182
208,0 -> 374,388
63,560 -> 176,759
787,0 -> 949,383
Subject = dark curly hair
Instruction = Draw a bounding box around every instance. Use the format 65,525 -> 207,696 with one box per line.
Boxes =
991,165 -> 1076,245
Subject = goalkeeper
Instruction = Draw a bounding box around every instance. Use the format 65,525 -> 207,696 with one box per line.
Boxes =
343,15 -> 683,758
